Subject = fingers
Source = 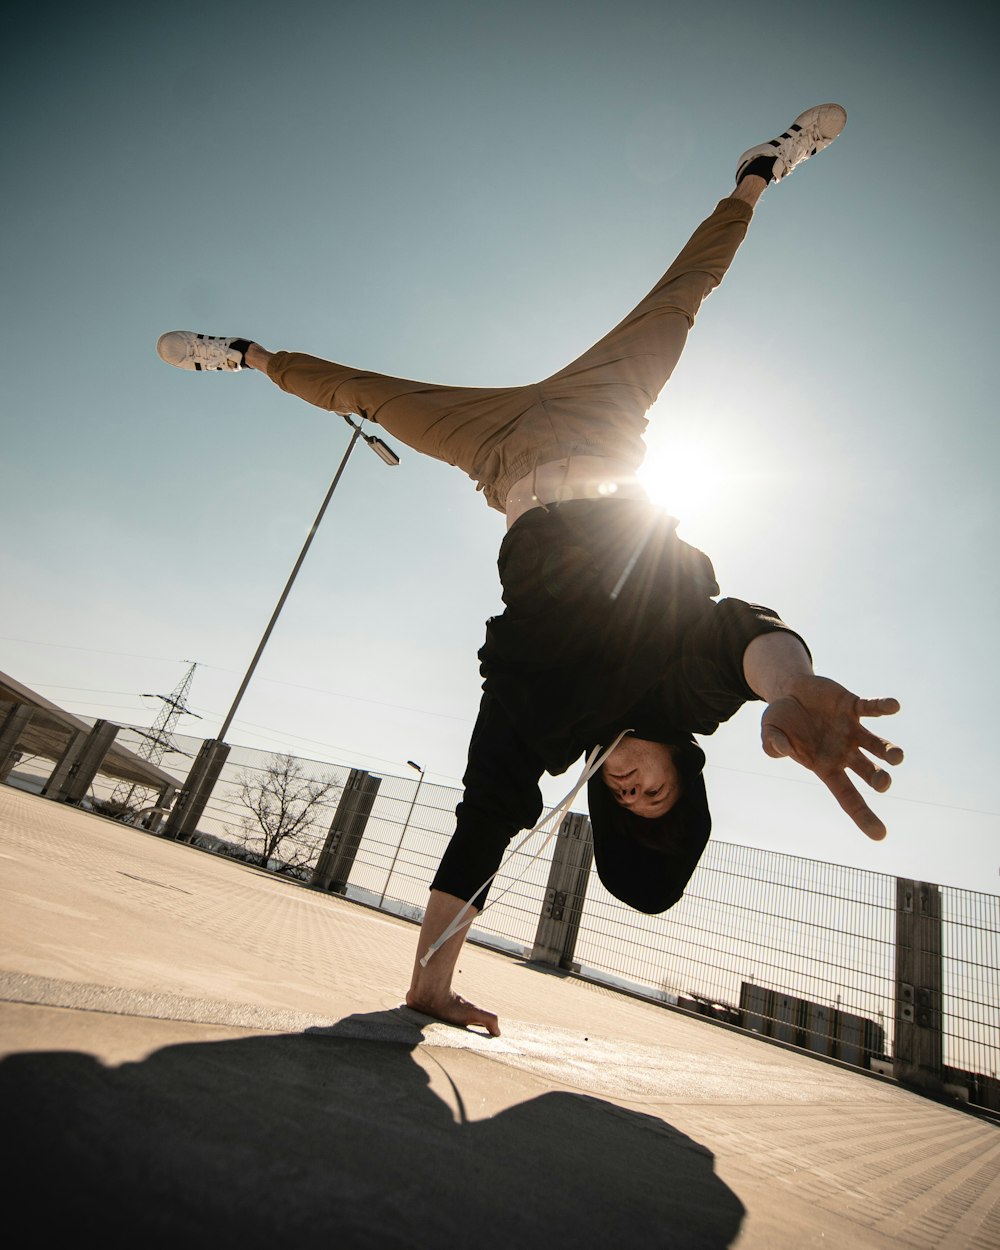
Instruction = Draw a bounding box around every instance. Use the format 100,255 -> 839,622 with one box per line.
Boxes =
857,725 -> 905,766
406,992 -> 502,1037
762,724 -> 792,759
760,691 -> 901,838
484,1015 -> 501,1038
871,769 -> 891,794
450,994 -> 501,1037
849,754 -> 892,793
846,743 -> 897,793
823,772 -> 888,842
855,696 -> 901,718
465,1005 -> 501,1037
855,699 -> 905,777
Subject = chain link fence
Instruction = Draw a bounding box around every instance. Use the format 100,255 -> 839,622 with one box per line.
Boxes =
9,723 -> 998,1112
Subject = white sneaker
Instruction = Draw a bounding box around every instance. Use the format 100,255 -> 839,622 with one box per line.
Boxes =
156,331 -> 248,372
736,103 -> 847,183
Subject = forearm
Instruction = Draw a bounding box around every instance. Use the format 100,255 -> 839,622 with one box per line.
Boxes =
408,889 -> 476,1002
743,631 -> 814,703
403,695 -> 542,1037
406,889 -> 500,1035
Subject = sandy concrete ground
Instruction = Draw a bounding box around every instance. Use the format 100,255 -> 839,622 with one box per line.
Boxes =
1,786 -> 998,1248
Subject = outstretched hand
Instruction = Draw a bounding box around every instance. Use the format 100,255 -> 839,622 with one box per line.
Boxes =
760,675 -> 903,840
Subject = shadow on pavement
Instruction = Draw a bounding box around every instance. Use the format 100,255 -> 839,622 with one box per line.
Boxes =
3,1009 -> 745,1247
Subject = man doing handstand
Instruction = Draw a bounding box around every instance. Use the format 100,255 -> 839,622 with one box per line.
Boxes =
158,104 -> 903,1037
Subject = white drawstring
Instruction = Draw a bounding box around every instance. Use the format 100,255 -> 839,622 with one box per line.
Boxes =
418,728 -> 632,967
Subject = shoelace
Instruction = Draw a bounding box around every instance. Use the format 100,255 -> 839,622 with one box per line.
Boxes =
191,335 -> 237,369
418,728 -> 631,967
775,122 -> 828,174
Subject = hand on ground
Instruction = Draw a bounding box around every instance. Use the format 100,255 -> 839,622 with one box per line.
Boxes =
405,988 -> 501,1037
760,675 -> 903,841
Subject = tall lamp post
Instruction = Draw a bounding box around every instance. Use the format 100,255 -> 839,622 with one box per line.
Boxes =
379,760 -> 425,907
164,415 -> 400,841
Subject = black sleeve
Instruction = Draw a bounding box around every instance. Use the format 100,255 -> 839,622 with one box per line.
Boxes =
431,693 -> 546,910
655,599 -> 810,736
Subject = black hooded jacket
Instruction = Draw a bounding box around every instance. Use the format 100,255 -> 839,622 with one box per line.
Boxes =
431,497 -> 807,913
480,497 -> 805,770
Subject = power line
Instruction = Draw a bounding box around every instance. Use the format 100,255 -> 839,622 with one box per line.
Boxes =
0,637 -> 187,663
109,664 -> 200,811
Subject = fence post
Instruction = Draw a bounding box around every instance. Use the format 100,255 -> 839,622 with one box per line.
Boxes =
894,878 -> 944,1091
43,721 -> 121,802
0,703 -> 34,782
40,729 -> 87,799
528,811 -> 593,969
312,768 -> 382,894
162,739 -> 231,842
53,719 -> 120,804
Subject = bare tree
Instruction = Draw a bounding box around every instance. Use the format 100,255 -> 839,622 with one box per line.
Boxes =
233,753 -> 340,873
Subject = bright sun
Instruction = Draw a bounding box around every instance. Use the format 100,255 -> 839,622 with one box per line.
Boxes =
637,439 -> 726,524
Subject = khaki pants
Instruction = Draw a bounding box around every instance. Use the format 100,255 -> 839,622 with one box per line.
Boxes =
266,196 -> 754,512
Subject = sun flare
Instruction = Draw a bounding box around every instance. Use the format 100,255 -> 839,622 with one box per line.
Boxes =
637,440 -> 726,524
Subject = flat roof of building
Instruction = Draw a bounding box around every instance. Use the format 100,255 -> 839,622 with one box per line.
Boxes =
2,787 -> 998,1247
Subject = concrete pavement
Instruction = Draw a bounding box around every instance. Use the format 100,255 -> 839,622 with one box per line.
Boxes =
2,786 -> 998,1248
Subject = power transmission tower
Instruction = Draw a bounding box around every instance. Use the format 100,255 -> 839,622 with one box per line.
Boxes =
109,663 -> 201,815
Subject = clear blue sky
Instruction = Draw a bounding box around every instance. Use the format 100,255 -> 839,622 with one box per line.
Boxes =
3,0 -> 997,891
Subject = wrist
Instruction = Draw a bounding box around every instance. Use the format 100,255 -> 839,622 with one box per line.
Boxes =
408,959 -> 450,1000
744,632 -> 813,703
770,672 -> 819,703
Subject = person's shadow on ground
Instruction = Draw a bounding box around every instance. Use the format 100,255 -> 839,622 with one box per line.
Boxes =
2,1008 -> 745,1248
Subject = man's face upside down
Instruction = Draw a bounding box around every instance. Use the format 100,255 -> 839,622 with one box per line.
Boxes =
601,736 -> 681,820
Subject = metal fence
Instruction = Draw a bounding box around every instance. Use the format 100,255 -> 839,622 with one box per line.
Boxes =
7,725 -> 998,1111
940,887 -> 1000,1091
579,846 -> 898,1057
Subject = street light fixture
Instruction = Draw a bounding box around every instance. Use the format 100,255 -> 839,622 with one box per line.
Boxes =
379,760 -> 425,908
366,435 -> 400,467
164,415 -> 399,841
